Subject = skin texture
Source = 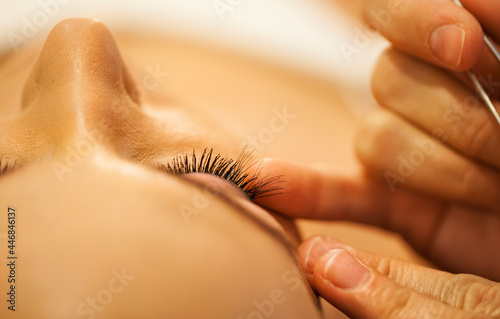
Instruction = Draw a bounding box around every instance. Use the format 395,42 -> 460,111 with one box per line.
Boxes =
0,19 -> 322,318
2,0 -> 499,317
339,0 -> 497,73
254,0 -> 500,318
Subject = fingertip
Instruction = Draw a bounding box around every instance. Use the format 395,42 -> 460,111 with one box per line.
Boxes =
366,0 -> 484,71
371,47 -> 415,106
428,10 -> 484,71
252,158 -> 321,219
354,110 -> 392,168
297,236 -> 328,276
458,8 -> 485,70
310,249 -> 374,315
299,236 -> 359,281
297,236 -> 325,285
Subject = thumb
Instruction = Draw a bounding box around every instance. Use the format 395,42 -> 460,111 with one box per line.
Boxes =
306,249 -> 484,319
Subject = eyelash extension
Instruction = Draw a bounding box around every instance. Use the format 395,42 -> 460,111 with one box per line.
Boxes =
160,148 -> 285,200
0,155 -> 17,175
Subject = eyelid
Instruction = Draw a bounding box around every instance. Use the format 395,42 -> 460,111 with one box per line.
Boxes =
180,173 -> 251,201
160,147 -> 285,200
179,172 -> 290,243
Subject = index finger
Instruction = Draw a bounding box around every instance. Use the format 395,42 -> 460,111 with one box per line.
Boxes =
254,158 -> 394,223
359,0 -> 483,70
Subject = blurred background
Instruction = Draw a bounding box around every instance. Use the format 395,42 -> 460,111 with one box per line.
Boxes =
0,0 -> 389,114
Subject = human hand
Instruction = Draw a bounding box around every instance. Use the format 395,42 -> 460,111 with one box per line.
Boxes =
356,0 -> 499,74
259,45 -> 500,281
298,236 -> 500,319
255,44 -> 500,281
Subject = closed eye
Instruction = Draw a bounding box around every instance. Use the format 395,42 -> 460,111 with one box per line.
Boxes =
159,147 -> 285,200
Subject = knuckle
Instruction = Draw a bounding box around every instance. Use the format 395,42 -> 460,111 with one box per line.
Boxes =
464,282 -> 500,316
385,292 -> 413,318
381,258 -> 411,283
355,111 -> 396,161
368,254 -> 395,276
462,112 -> 495,159
447,274 -> 500,316
384,291 -> 444,319
369,282 -> 414,318
454,162 -> 500,207
455,163 -> 480,199
371,49 -> 404,106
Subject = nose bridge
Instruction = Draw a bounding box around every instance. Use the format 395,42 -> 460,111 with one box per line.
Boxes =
21,18 -> 140,113
1,19 -> 143,165
14,19 -> 142,156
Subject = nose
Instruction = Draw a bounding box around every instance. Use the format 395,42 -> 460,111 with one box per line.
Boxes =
22,18 -> 140,109
0,19 -> 142,167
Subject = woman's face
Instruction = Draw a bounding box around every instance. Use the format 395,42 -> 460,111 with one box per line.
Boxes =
0,19 -> 322,318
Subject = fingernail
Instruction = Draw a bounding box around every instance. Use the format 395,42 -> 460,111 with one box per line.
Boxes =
303,237 -> 330,274
323,249 -> 371,289
430,24 -> 466,67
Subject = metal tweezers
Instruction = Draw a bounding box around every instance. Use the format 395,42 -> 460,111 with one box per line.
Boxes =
453,0 -> 500,125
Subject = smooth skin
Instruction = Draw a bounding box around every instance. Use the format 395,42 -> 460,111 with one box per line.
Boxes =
255,0 -> 500,317
0,19 -> 324,318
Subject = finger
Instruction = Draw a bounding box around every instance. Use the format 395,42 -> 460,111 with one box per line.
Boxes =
303,248 -> 485,319
254,158 -> 394,221
355,109 -> 500,210
460,0 -> 500,43
470,44 -> 500,101
450,0 -> 500,101
372,48 -> 500,169
300,236 -> 500,317
256,159 -> 500,280
360,0 -> 483,70
253,158 -> 445,238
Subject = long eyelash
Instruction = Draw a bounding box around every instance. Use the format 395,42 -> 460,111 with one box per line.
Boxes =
160,148 -> 285,200
0,155 -> 17,175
